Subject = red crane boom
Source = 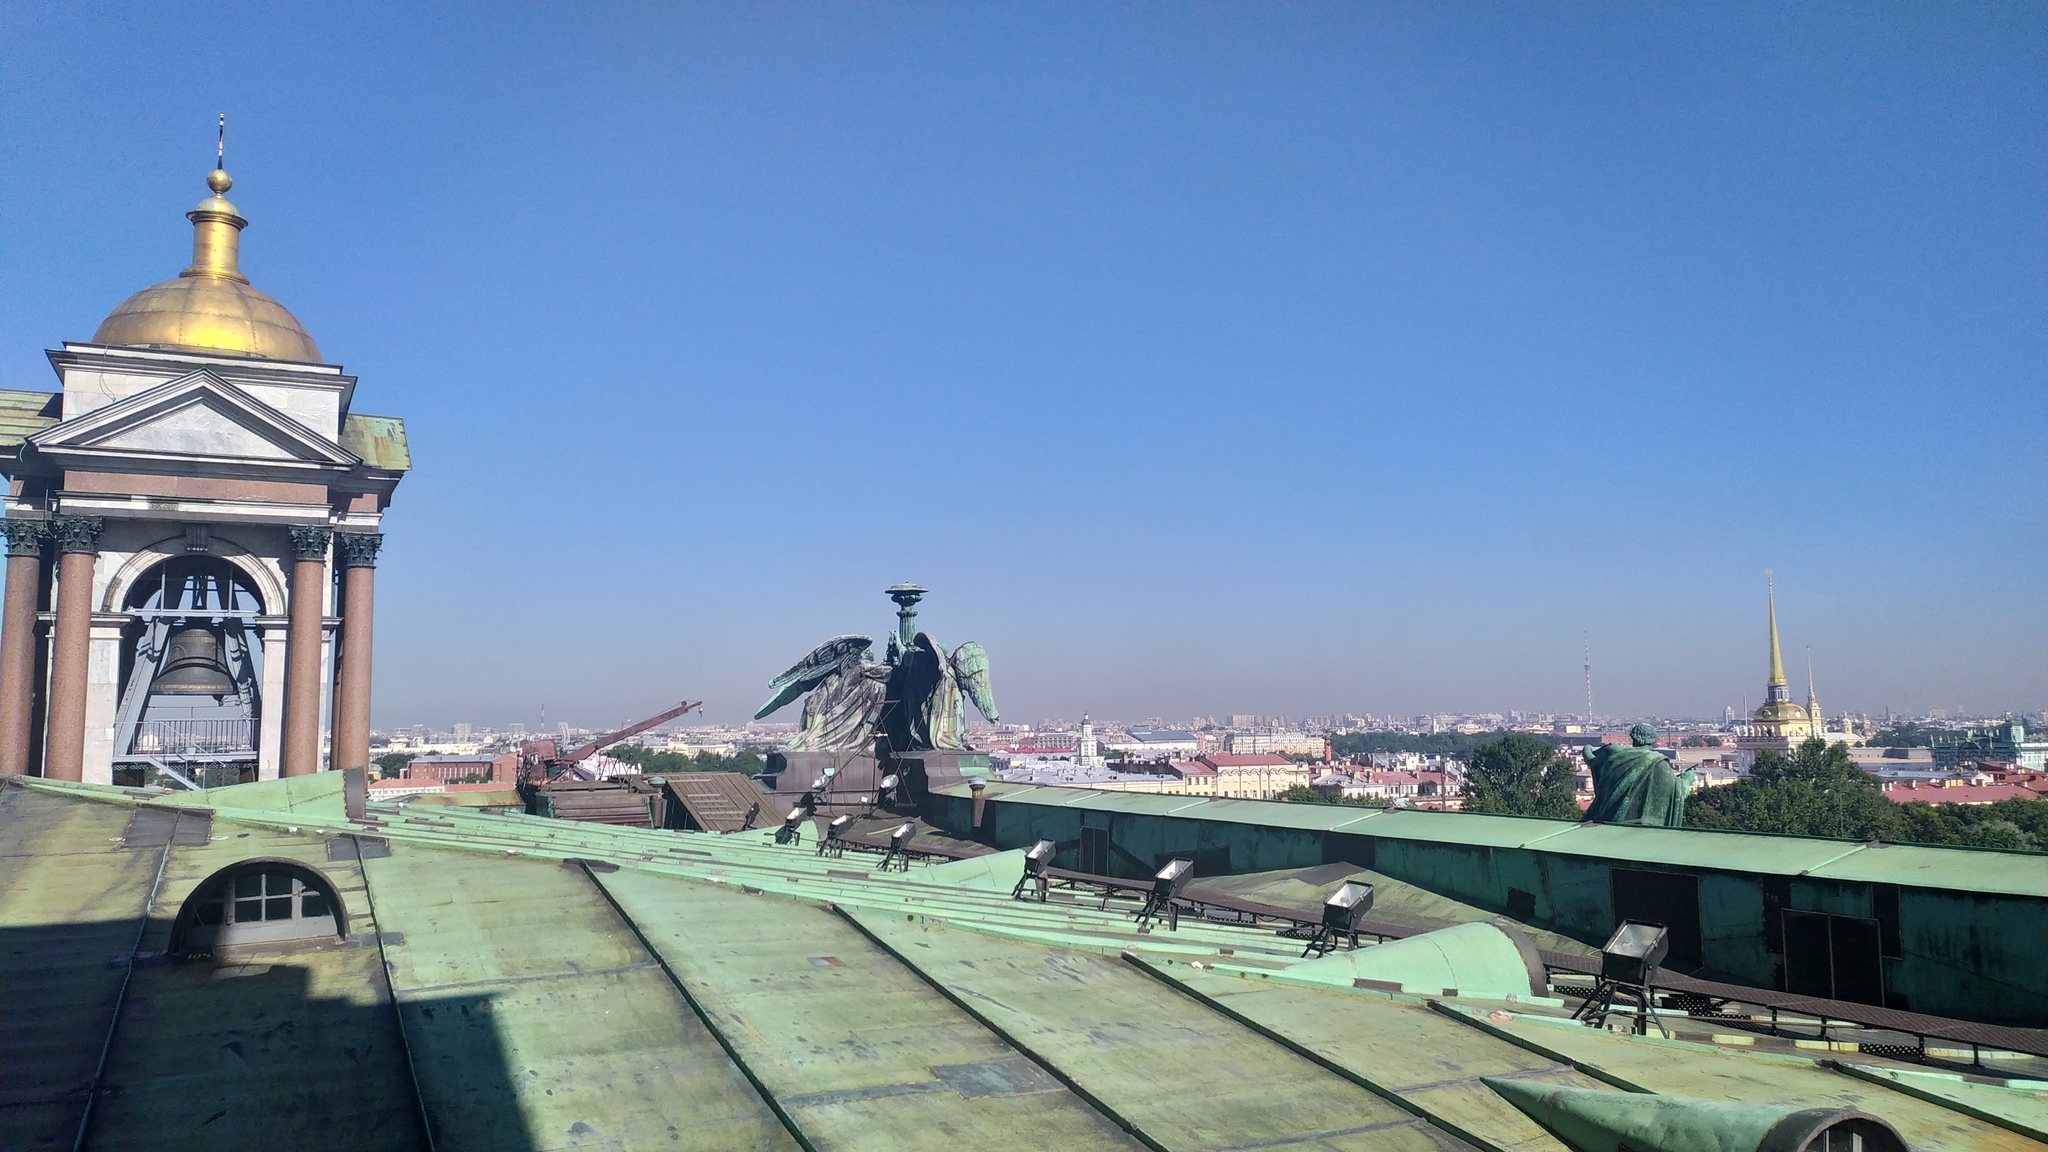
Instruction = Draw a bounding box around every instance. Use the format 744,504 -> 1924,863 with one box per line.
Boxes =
520,699 -> 703,783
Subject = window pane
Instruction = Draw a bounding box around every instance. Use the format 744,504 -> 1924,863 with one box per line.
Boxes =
301,892 -> 329,918
267,872 -> 296,896
194,900 -> 224,926
234,874 -> 263,898
234,898 -> 262,922
264,896 -> 293,921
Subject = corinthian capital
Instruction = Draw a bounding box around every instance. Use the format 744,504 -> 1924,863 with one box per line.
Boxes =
335,532 -> 384,569
48,515 -> 104,555
0,517 -> 49,558
286,525 -> 334,563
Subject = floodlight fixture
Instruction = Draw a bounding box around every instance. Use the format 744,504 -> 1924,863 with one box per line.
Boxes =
1013,839 -> 1058,902
1302,880 -> 1376,957
818,813 -> 854,857
1024,839 -> 1057,875
878,773 -> 902,807
880,774 -> 900,790
739,801 -> 761,832
1136,857 -> 1195,929
1571,920 -> 1672,1036
812,776 -> 827,790
774,806 -> 806,846
1599,921 -> 1670,986
879,820 -> 918,872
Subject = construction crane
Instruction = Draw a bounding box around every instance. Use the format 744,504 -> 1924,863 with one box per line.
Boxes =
517,699 -> 702,786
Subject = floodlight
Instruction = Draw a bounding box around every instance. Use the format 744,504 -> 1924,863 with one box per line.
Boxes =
823,766 -> 837,778
879,820 -> 918,872
1013,838 -> 1059,902
774,806 -> 806,846
1322,881 -> 1375,932
880,774 -> 900,790
1136,857 -> 1195,928
1572,920 -> 1673,1036
818,813 -> 854,857
1599,921 -> 1670,986
1153,857 -> 1195,900
812,776 -> 827,790
1298,879 -> 1376,957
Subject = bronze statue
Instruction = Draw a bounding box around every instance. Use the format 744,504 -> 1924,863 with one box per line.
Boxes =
755,587 -> 998,754
1581,724 -> 1694,827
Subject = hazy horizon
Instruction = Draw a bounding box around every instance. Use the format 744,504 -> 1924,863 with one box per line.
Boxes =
3,5 -> 2042,726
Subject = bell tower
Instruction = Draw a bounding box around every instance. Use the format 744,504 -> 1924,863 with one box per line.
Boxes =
0,152 -> 409,787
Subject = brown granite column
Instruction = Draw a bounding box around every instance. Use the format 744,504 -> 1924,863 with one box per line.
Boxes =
330,532 -> 382,774
282,525 -> 331,777
42,516 -> 102,781
0,518 -> 49,776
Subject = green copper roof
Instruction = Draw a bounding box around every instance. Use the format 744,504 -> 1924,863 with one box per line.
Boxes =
4,775 -> 2039,1152
341,412 -> 411,470
0,388 -> 61,449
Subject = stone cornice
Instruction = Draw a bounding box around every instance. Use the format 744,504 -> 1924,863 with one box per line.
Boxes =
286,525 -> 333,563
335,532 -> 383,569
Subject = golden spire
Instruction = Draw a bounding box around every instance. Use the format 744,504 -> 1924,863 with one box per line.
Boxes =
1766,569 -> 1787,688
1806,648 -> 1820,724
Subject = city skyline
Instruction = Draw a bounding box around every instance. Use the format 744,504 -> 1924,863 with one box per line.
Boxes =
2,5 -> 2041,726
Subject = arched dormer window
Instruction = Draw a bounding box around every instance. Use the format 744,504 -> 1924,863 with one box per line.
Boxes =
175,861 -> 345,953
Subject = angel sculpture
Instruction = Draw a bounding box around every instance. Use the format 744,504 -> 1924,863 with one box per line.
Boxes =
756,628 -> 998,753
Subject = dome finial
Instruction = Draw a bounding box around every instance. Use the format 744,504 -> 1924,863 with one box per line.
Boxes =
207,114 -> 232,194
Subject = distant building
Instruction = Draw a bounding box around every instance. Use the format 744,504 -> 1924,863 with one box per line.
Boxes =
404,752 -> 516,784
1933,723 -> 2048,772
1224,731 -> 1273,755
1740,575 -> 1822,755
1104,728 -> 1201,760
1075,714 -> 1104,769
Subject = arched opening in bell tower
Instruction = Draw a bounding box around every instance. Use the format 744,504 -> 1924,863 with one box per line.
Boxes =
111,556 -> 267,788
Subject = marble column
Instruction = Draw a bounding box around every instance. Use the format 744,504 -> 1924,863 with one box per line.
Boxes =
42,516 -> 102,781
0,519 -> 49,776
330,532 -> 381,774
282,525 -> 331,777
256,625 -> 287,780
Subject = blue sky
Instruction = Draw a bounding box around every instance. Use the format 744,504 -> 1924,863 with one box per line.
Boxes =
2,4 -> 2042,728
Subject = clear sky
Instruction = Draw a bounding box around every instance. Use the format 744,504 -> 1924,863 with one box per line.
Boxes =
2,4 -> 2042,729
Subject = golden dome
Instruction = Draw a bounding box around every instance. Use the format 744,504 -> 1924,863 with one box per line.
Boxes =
91,168 -> 322,363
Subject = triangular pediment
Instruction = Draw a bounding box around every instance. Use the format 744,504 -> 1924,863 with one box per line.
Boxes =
28,370 -> 359,471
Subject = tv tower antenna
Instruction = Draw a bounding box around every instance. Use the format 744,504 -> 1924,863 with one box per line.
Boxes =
1583,632 -> 1594,721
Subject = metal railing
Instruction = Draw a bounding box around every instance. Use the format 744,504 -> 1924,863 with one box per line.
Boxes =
129,718 -> 256,756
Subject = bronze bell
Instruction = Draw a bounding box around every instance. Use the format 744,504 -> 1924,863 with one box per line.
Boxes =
150,627 -> 236,696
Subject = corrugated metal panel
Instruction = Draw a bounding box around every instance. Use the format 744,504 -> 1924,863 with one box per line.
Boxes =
663,772 -> 765,832
340,413 -> 411,471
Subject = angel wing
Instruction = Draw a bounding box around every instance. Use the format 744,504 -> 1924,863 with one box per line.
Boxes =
755,634 -> 872,719
949,641 -> 999,723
